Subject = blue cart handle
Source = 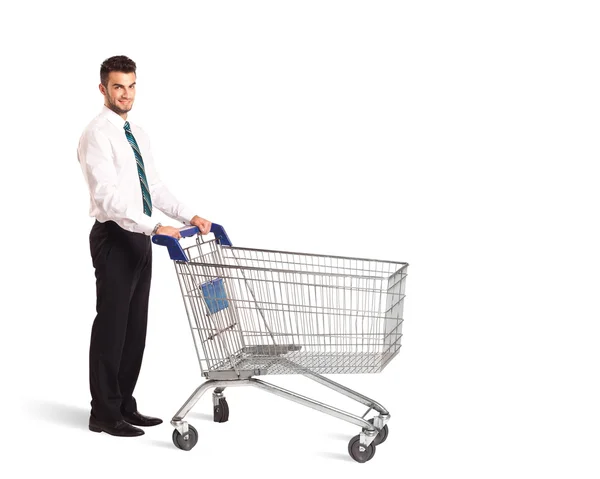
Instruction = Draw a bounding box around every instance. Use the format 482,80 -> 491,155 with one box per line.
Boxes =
152,223 -> 232,261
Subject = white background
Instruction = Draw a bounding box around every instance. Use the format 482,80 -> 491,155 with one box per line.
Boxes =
1,1 -> 599,477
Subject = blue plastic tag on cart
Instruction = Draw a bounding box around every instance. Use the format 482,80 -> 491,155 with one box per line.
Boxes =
201,278 -> 229,314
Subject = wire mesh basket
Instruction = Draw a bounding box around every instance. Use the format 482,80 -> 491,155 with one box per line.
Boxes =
175,236 -> 407,378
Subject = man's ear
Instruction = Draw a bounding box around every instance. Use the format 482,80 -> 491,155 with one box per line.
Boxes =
99,83 -> 106,96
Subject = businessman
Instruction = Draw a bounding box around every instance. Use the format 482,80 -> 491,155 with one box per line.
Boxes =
77,55 -> 211,437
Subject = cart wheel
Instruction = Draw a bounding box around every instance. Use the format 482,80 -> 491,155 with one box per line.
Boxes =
214,398 -> 229,423
348,435 -> 376,463
368,418 -> 389,446
172,425 -> 198,451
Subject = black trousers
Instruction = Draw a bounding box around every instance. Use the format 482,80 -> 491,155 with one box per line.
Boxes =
89,220 -> 152,422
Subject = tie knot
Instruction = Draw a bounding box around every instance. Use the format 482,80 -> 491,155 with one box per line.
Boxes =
124,121 -> 131,132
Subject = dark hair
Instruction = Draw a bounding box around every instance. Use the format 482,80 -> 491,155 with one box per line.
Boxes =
100,55 -> 137,86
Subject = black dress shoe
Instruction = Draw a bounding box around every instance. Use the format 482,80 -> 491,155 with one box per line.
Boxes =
89,416 -> 144,437
121,410 -> 163,427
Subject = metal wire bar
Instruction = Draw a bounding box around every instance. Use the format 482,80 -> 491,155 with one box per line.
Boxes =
174,238 -> 407,376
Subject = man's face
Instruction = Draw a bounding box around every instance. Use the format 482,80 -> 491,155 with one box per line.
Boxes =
99,71 -> 136,116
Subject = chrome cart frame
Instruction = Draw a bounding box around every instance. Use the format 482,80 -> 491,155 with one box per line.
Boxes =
153,224 -> 408,463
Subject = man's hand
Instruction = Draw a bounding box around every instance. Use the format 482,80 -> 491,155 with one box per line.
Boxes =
156,225 -> 182,239
191,215 -> 212,235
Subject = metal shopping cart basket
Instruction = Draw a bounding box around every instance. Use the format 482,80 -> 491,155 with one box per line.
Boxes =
153,224 -> 408,463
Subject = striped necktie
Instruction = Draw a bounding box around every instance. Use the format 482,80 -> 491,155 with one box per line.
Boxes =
124,121 -> 152,216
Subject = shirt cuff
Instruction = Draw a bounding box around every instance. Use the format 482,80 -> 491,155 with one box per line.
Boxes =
177,206 -> 197,225
136,215 -> 158,236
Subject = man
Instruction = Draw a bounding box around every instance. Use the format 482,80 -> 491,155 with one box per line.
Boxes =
77,55 -> 211,437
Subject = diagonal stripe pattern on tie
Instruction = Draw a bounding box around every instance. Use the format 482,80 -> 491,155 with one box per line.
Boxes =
124,121 -> 152,216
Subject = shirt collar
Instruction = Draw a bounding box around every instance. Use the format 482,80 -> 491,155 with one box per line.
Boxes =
101,105 -> 128,130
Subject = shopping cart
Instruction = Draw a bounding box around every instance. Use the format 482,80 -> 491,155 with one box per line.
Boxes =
153,224 -> 408,463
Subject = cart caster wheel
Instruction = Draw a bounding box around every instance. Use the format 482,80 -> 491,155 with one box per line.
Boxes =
348,435 -> 376,463
368,418 -> 389,445
172,425 -> 198,451
214,398 -> 229,423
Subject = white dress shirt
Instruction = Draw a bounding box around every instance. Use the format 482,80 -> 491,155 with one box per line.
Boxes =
78,106 -> 196,235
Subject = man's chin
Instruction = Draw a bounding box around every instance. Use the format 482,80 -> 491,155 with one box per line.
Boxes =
107,103 -> 132,115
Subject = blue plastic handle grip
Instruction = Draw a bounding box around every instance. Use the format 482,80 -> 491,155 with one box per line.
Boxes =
179,225 -> 200,237
210,223 -> 232,247
152,223 -> 232,261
